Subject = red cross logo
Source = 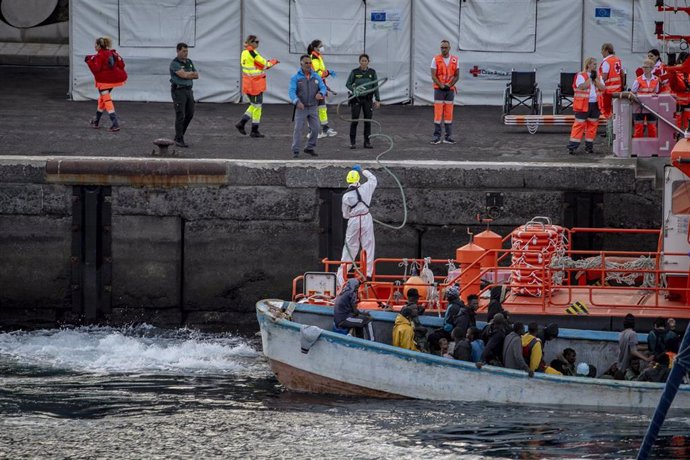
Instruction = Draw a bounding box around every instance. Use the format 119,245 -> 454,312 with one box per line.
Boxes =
469,66 -> 481,77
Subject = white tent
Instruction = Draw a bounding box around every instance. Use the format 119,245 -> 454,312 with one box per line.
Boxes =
69,0 -> 690,105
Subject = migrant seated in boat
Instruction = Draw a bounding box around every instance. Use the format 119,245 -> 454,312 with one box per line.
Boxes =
647,317 -> 668,356
624,358 -> 642,381
392,306 -> 419,352
503,322 -> 534,377
522,322 -> 562,375
429,285 -> 474,355
332,278 -> 374,340
637,353 -> 671,383
403,288 -> 428,352
617,313 -> 652,378
478,313 -> 511,367
550,348 -> 578,376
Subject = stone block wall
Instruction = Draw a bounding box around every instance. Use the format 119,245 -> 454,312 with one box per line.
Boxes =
0,157 -> 661,331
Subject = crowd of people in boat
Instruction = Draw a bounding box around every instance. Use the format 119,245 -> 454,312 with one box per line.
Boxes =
332,279 -> 682,383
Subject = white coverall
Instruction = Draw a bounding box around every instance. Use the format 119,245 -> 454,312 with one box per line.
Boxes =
336,169 -> 378,288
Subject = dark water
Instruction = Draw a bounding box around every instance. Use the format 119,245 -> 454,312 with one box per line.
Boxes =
1,326 -> 689,459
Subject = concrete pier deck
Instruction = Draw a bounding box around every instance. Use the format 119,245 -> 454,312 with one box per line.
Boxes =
1,65 -> 615,162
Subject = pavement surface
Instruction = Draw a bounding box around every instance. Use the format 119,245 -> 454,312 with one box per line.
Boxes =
1,65 -> 614,162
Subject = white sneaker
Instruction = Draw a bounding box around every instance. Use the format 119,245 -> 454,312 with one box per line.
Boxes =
326,128 -> 337,137
317,131 -> 328,139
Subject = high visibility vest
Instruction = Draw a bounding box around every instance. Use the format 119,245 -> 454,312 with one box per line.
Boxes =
310,51 -> 329,81
433,54 -> 459,90
599,55 -> 623,93
573,72 -> 597,112
635,75 -> 659,94
241,46 -> 272,95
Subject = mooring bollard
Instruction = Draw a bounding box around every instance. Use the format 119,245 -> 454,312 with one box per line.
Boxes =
152,138 -> 175,156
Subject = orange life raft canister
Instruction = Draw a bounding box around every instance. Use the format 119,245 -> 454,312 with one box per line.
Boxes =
509,217 -> 566,296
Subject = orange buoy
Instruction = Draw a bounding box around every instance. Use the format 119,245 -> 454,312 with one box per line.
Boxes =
403,275 -> 428,300
509,218 -> 566,296
456,241 -> 485,302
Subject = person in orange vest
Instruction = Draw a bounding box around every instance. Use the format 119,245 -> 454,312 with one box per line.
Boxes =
235,35 -> 279,138
630,59 -> 660,138
430,40 -> 459,145
308,39 -> 337,138
648,49 -> 671,94
568,57 -> 605,155
599,43 -> 624,120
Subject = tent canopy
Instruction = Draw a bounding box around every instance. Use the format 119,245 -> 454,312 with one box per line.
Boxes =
69,0 -> 690,105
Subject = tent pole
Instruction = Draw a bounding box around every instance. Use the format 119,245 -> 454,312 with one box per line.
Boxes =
409,0 -> 415,104
239,0 -> 245,104
580,0 -> 585,67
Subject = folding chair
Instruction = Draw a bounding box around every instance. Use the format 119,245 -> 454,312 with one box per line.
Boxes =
502,69 -> 541,118
553,71 -> 577,115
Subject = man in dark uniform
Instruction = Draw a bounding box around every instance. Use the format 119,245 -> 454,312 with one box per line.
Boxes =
169,42 -> 199,148
345,54 -> 381,149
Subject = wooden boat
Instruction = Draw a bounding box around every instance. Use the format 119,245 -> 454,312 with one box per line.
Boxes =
257,299 -> 690,410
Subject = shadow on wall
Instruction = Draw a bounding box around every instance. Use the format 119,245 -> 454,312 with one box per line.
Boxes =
0,0 -> 68,43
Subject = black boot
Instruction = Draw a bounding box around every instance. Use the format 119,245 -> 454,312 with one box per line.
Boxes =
235,116 -> 249,135
250,124 -> 265,138
108,113 -> 120,132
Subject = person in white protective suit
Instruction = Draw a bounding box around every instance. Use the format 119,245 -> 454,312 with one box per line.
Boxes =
336,164 -> 378,288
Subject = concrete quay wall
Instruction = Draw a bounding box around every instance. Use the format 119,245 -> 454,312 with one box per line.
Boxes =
0,156 -> 661,331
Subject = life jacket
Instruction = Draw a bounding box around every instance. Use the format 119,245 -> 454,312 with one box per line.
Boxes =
522,335 -> 546,371
433,54 -> 459,90
241,45 -> 272,95
572,71 -> 597,112
599,55 -> 623,93
635,75 -> 659,94
310,51 -> 329,81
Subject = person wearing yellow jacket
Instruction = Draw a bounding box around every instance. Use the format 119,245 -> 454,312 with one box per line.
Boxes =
235,35 -> 279,138
308,39 -> 337,138
392,306 -> 419,352
521,323 -> 562,374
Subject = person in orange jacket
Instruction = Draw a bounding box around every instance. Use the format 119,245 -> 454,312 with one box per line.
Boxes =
235,35 -> 279,138
568,57 -> 605,155
631,59 -> 660,138
84,37 -> 127,132
599,43 -> 624,120
430,40 -> 459,145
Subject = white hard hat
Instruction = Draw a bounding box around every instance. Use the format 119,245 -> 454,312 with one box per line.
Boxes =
576,362 -> 590,376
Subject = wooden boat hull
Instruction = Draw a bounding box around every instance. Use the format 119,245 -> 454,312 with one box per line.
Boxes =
257,299 -> 690,410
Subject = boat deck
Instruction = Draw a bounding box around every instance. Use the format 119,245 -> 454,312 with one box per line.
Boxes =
499,286 -> 689,318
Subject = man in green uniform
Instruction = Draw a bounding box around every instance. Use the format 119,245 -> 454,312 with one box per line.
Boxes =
345,54 -> 381,149
169,42 -> 199,148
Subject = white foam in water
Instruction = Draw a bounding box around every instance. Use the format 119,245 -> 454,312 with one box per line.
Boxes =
0,325 -> 268,376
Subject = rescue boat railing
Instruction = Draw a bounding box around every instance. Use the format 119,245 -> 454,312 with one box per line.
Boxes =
291,226 -> 684,315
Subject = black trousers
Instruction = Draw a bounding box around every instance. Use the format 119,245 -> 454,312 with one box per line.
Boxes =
172,87 -> 195,142
350,97 -> 373,143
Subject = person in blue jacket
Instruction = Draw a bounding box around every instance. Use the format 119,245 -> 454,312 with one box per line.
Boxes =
288,55 -> 327,158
